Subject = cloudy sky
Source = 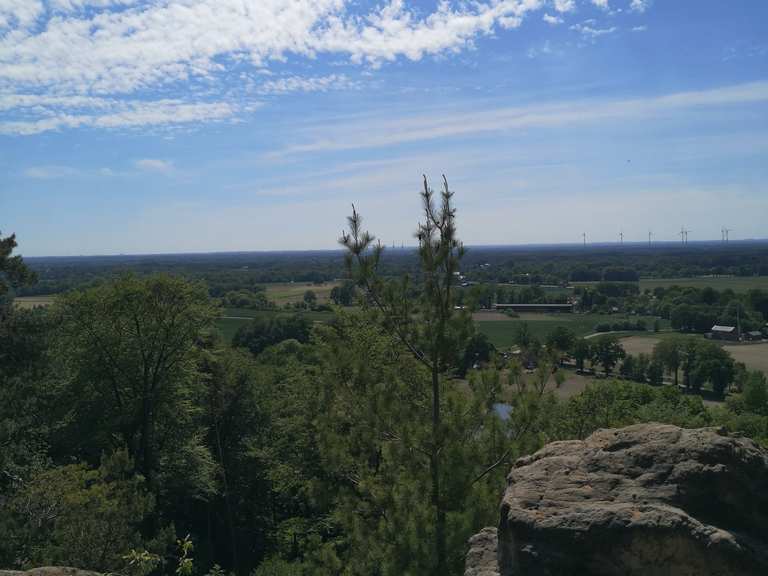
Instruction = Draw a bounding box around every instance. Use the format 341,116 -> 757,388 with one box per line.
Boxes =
1,0 -> 766,256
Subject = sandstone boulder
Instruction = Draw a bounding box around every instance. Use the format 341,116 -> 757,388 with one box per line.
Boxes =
466,423 -> 768,576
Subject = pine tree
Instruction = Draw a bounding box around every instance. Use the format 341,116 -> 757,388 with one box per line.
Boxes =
340,176 -> 494,574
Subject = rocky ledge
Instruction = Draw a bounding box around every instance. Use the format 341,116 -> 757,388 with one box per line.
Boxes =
465,423 -> 768,576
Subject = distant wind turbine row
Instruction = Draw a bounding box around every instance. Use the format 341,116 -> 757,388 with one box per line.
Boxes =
580,226 -> 736,246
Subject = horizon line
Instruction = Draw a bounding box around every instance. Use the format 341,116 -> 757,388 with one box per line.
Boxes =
23,238 -> 768,260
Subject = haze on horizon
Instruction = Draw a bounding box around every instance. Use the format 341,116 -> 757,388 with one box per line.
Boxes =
1,0 -> 767,257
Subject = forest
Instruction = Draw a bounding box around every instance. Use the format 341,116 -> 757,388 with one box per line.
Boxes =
2,182 -> 768,576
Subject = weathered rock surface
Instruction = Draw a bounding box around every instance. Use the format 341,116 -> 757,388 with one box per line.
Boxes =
464,527 -> 500,576
465,423 -> 768,576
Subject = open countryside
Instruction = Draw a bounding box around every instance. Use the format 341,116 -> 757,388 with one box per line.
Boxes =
5,2 -> 768,573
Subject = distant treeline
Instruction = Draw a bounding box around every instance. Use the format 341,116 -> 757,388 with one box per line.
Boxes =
20,241 -> 768,296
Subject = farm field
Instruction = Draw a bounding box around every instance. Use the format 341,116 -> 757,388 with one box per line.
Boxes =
263,281 -> 340,305
13,295 -> 55,309
639,276 -> 768,292
619,335 -> 768,375
217,307 -> 336,343
476,313 -> 669,348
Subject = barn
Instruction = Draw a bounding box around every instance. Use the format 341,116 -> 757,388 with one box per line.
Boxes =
493,303 -> 574,313
710,325 -> 739,341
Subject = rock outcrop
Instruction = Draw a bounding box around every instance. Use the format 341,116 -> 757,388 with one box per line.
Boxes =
465,423 -> 768,576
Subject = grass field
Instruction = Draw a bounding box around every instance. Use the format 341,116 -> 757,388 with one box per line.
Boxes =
263,281 -> 340,305
619,335 -> 768,375
639,276 -> 768,293
217,308 -> 336,343
13,296 -> 56,309
476,312 -> 669,348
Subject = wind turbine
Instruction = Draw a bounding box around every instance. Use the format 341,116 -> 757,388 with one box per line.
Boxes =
679,226 -> 686,245
648,230 -> 653,247
619,231 -> 624,245
684,229 -> 691,244
724,228 -> 732,243
582,232 -> 587,247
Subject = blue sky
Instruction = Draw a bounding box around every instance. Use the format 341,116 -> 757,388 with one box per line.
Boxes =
1,0 -> 766,256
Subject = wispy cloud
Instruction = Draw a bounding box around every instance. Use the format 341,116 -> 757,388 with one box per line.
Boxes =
135,158 -> 173,173
542,13 -> 564,26
571,21 -> 617,40
23,165 -> 81,179
630,0 -> 651,13
257,74 -> 358,96
269,81 -> 768,157
553,0 -> 576,13
0,98 -> 240,135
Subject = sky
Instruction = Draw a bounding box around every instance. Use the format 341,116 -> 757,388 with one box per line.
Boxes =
1,0 -> 767,256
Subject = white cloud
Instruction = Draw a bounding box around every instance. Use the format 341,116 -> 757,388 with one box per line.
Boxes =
0,0 -> 662,134
527,40 -> 555,58
0,0 -> 44,30
632,25 -> 647,32
553,0 -> 575,13
0,98 -> 239,135
23,165 -> 81,179
0,1 -> 548,96
135,158 -> 172,172
630,0 -> 650,13
570,22 -> 616,39
49,0 -> 140,12
257,74 -> 358,96
591,0 -> 609,9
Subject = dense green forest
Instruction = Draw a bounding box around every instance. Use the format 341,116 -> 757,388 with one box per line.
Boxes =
2,185 -> 768,576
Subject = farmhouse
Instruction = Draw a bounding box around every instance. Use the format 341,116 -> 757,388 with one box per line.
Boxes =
710,325 -> 739,341
493,303 -> 574,313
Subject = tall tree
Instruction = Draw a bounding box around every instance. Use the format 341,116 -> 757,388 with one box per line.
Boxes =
653,337 -> 683,386
52,274 -> 218,487
0,231 -> 36,301
341,176 -> 473,575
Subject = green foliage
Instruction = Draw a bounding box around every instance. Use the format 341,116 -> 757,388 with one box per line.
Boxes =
2,450 -> 169,572
221,289 -> 272,310
176,535 -> 195,576
50,274 -> 218,491
0,230 -> 36,299
310,314 -> 507,575
591,335 -> 626,374
329,282 -> 356,306
549,381 -> 712,439
339,177 -> 499,575
232,314 -> 312,357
